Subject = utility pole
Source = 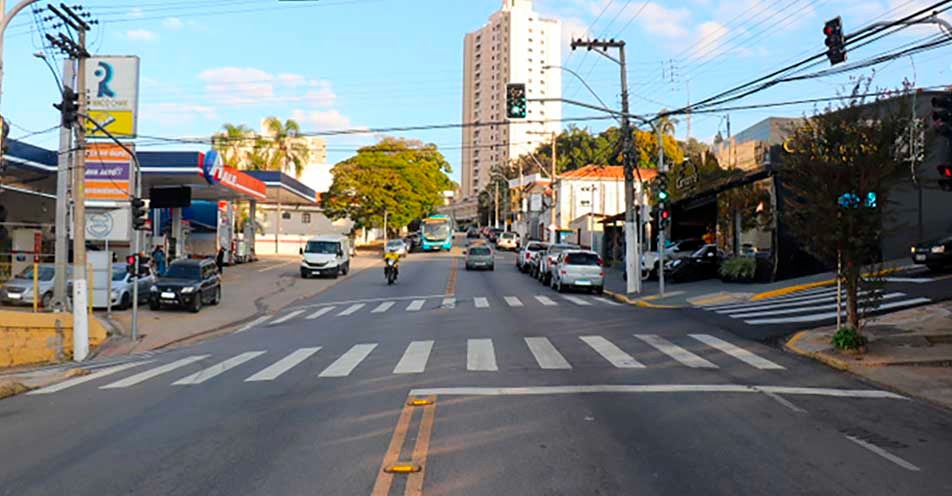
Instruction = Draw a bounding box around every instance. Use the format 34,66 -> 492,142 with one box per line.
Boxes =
549,132 -> 557,243
52,58 -> 74,310
657,125 -> 666,297
569,38 -> 641,293
494,180 -> 499,230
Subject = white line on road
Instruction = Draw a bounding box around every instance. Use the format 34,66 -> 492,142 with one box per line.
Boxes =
473,297 -> 490,308
535,295 -> 558,306
562,295 -> 592,306
762,391 -> 807,413
406,299 -> 426,311
504,296 -> 523,307
729,292 -> 905,318
306,306 -> 336,319
467,338 -> 498,371
234,315 -> 271,333
441,297 -> 456,309
269,310 -> 305,325
393,340 -> 434,374
285,294 -> 450,311
172,352 -> 266,385
338,303 -> 366,316
525,337 -> 572,369
743,298 -> 932,325
408,384 -> 907,399
881,277 -> 934,283
706,287 -> 838,310
371,301 -> 395,313
595,297 -> 621,306
634,334 -> 717,368
844,435 -> 921,471
318,344 -> 377,377
101,355 -> 210,389
245,347 -> 321,382
579,335 -> 644,368
716,290 -> 867,314
689,334 -> 784,370
29,361 -> 153,394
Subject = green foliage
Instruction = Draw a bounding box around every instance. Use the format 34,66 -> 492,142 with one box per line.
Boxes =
831,326 -> 867,351
211,119 -> 310,178
321,138 -> 453,231
718,256 -> 756,281
212,123 -> 253,168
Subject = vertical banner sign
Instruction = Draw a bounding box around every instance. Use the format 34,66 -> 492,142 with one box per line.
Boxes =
33,231 -> 42,263
85,143 -> 133,200
84,56 -> 140,138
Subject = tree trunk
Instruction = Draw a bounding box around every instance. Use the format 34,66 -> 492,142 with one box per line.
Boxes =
846,264 -> 860,331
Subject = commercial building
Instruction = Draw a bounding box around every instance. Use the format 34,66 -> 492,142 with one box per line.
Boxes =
460,0 -> 561,199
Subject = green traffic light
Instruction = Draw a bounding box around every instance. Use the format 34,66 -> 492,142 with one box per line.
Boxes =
658,190 -> 668,200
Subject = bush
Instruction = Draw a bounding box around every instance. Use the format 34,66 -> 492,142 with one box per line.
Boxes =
719,256 -> 756,281
831,326 -> 867,351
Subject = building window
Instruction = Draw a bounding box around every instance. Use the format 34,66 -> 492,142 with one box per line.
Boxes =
282,212 -> 291,220
302,213 -> 311,224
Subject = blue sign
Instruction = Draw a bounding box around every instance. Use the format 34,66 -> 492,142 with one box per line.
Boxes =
202,150 -> 224,185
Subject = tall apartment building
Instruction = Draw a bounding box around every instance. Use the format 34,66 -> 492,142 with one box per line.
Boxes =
460,0 -> 561,200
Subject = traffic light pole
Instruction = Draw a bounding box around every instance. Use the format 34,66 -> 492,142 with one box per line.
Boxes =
71,26 -> 89,361
657,125 -> 666,297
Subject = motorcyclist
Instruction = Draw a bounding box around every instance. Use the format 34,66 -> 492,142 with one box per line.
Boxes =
384,250 -> 400,282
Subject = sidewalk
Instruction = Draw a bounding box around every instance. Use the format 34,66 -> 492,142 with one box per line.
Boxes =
786,300 -> 952,410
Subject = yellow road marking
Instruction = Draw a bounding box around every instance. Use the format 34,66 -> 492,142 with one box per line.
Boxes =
370,401 -> 416,496
405,399 -> 437,496
445,259 -> 458,295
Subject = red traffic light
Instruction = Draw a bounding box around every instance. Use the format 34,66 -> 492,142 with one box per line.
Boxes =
660,210 -> 670,220
127,255 -> 135,265
939,165 -> 952,178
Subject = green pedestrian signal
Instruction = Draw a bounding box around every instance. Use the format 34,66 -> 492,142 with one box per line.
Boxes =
506,83 -> 527,119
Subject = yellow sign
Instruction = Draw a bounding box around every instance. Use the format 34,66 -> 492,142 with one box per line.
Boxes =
85,110 -> 135,138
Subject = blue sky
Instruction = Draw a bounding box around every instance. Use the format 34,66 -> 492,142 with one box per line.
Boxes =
3,0 -> 950,184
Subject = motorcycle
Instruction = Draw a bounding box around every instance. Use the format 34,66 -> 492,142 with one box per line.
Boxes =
385,258 -> 399,285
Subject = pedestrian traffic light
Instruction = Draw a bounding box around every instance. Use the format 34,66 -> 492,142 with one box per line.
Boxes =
939,164 -> 952,192
823,17 -> 846,65
931,93 -> 952,138
53,87 -> 80,127
126,255 -> 136,275
131,197 -> 148,231
506,83 -> 527,119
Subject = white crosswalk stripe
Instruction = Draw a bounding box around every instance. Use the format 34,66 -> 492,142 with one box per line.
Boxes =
306,306 -> 335,319
744,298 -> 932,325
689,334 -> 784,370
270,310 -> 305,325
535,295 -> 558,306
101,355 -> 210,389
716,290 -> 869,314
730,292 -> 906,318
467,338 -> 497,371
579,335 -> 644,368
29,361 -> 153,394
504,296 -> 523,307
372,301 -> 395,313
441,297 -> 456,309
393,340 -> 434,374
319,344 -> 377,377
474,297 -> 490,308
173,352 -> 266,385
406,299 -> 426,311
595,297 -> 621,306
562,295 -> 592,306
245,347 -> 321,382
705,287 -> 836,310
338,303 -> 365,316
525,337 -> 571,369
634,335 -> 717,369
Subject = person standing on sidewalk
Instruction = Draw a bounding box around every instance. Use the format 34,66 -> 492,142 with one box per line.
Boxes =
152,246 -> 167,276
216,247 -> 225,275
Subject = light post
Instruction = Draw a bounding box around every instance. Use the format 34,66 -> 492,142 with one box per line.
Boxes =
0,0 -> 41,107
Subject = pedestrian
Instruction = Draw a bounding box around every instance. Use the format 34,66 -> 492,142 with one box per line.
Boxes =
151,245 -> 166,276
703,225 -> 716,245
216,247 -> 225,274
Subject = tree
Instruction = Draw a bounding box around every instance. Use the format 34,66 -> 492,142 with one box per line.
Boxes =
780,86 -> 910,339
259,117 -> 310,178
321,138 -> 453,231
212,123 -> 253,168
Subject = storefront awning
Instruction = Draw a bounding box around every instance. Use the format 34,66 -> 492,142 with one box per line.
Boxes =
245,170 -> 319,205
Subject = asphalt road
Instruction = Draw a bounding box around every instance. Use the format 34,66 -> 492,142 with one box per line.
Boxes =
2,237 -> 951,495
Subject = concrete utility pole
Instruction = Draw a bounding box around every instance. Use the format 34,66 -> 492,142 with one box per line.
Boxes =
51,58 -> 74,310
0,0 -> 41,108
494,180 -> 499,230
549,132 -> 557,243
657,125 -> 667,297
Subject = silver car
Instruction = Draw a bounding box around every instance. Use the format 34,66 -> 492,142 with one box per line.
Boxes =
385,239 -> 408,257
0,264 -> 60,307
106,263 -> 156,309
551,250 -> 605,294
464,245 -> 495,270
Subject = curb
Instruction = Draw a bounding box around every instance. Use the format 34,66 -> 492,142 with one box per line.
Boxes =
604,289 -> 685,309
750,266 -> 909,301
784,331 -> 850,371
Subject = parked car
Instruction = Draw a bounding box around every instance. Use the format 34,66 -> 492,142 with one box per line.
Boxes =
537,243 -> 580,285
0,264 -> 61,308
405,232 -> 422,252
149,258 -> 221,313
108,263 -> 155,309
517,241 -> 548,272
385,238 -> 409,257
551,250 -> 605,294
641,239 -> 705,278
464,244 -> 495,270
300,234 -> 351,278
466,227 -> 480,239
496,231 -> 519,251
664,244 -> 726,282
911,234 -> 952,272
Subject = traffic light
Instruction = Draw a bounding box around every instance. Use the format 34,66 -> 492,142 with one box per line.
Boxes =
823,17 -> 846,65
655,173 -> 670,228
126,255 -> 136,275
939,164 -> 952,192
506,83 -> 527,119
655,173 -> 669,202
931,93 -> 952,138
52,87 -> 80,127
659,206 -> 671,228
131,197 -> 148,231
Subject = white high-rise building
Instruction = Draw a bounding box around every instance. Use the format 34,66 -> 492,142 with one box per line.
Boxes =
460,0 -> 561,200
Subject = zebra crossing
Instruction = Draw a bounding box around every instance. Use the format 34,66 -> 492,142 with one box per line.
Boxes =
253,294 -> 622,329
27,334 -> 786,396
701,286 -> 932,326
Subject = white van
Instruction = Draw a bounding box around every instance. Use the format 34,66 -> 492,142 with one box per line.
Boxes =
300,235 -> 351,278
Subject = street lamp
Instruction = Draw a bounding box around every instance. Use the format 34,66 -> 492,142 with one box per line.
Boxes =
32,51 -> 62,92
0,0 -> 42,108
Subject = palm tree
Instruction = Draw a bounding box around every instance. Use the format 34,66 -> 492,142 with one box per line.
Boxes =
212,123 -> 253,168
260,117 -> 310,178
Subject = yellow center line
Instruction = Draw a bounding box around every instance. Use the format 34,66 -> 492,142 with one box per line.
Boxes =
370,402 -> 416,496
445,259 -> 458,295
404,397 -> 437,496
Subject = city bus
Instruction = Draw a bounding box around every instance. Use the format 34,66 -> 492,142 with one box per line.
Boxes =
420,214 -> 454,251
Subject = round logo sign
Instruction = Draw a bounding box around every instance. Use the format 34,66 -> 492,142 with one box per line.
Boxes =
203,150 -> 224,185
87,211 -> 114,238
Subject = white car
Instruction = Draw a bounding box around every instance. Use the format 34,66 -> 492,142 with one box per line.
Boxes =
641,239 -> 705,278
536,243 -> 580,286
496,231 -> 519,251
551,249 -> 605,294
385,239 -> 409,257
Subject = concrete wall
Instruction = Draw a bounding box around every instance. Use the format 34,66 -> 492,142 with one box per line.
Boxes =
0,311 -> 108,368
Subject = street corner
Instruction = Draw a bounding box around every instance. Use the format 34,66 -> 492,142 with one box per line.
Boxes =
604,289 -> 686,309
784,330 -> 850,371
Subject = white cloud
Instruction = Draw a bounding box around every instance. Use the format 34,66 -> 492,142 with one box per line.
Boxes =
692,21 -> 730,60
129,8 -> 144,19
560,17 -> 590,57
140,103 -> 217,126
125,29 -> 158,42
290,109 -> 356,131
636,3 -> 692,38
162,17 -> 185,30
197,67 -> 338,107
